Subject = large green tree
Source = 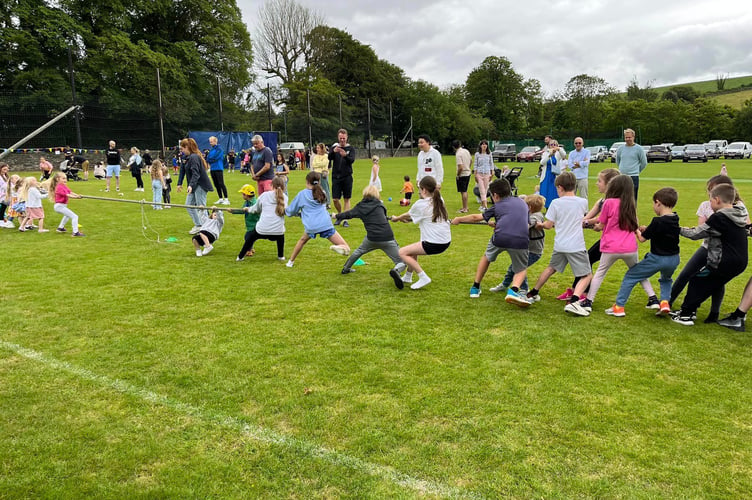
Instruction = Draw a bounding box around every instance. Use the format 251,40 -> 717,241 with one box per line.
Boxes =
464,56 -> 527,136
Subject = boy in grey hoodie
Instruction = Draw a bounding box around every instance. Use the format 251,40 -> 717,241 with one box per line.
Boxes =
192,207 -> 224,257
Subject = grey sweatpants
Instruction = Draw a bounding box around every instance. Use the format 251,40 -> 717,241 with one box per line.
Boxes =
343,237 -> 403,270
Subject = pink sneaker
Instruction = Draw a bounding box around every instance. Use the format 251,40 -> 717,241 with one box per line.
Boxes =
556,288 -> 574,301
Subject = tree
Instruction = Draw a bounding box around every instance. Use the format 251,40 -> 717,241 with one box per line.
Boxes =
464,56 -> 527,135
254,0 -> 323,84
662,85 -> 699,103
626,76 -> 657,102
733,100 -> 752,140
560,74 -> 615,137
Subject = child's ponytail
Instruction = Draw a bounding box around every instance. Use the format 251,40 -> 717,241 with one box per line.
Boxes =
605,174 -> 638,232
306,171 -> 326,204
271,176 -> 286,216
419,176 -> 447,223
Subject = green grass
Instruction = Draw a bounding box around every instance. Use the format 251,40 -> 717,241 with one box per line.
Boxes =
2,157 -> 752,498
709,89 -> 752,110
652,75 -> 752,95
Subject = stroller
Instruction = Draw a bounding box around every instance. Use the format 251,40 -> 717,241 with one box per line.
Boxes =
60,160 -> 81,181
474,166 -> 524,202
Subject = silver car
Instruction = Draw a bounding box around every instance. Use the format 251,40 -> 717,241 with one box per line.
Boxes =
586,145 -> 608,163
670,145 -> 686,159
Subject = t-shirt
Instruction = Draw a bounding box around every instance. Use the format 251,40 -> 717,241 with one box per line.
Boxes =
242,198 -> 260,232
528,211 -> 545,255
54,183 -> 71,204
455,148 -> 472,176
252,146 -> 275,181
105,148 -> 121,166
482,196 -> 529,249
545,195 -> 589,252
641,213 -> 680,256
409,198 -> 451,244
251,191 -> 287,235
27,187 -> 43,208
403,182 -> 414,193
598,198 -> 638,253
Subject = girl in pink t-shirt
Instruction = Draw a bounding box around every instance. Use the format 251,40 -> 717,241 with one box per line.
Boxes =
50,172 -> 85,236
584,174 -> 656,309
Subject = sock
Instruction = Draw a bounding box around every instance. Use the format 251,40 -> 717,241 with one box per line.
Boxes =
732,308 -> 746,319
569,295 -> 580,303
417,271 -> 428,280
511,286 -> 519,293
527,288 -> 539,297
473,282 -> 480,288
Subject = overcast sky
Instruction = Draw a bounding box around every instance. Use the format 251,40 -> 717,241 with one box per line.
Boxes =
237,0 -> 752,96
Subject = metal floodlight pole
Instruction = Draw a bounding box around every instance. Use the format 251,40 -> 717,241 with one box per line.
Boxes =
307,89 -> 313,150
367,98 -> 372,158
156,67 -> 166,158
0,105 -> 79,161
410,115 -> 414,156
267,83 -> 273,131
389,100 -> 394,157
216,76 -> 224,131
67,45 -> 82,149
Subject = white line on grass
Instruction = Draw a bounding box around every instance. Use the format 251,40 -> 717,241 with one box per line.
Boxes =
1,340 -> 484,500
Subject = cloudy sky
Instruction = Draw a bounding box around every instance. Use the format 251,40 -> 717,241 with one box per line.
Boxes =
237,0 -> 752,95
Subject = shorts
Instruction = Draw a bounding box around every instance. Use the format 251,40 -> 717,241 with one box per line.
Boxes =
307,227 -> 336,239
485,240 -> 529,272
193,231 -> 216,245
456,175 -> 471,193
405,192 -> 413,200
549,250 -> 591,277
331,176 -> 353,199
106,165 -> 121,177
421,241 -> 451,255
26,207 -> 44,219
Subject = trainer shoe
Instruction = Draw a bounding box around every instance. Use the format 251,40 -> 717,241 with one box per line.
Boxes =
38,229 -> 49,233
333,218 -> 342,226
505,289 -> 531,307
330,245 -> 349,256
469,286 -> 481,298
579,298 -> 593,312
402,272 -> 413,284
411,275 -> 432,290
394,262 -> 406,273
189,226 -> 201,235
564,301 -> 590,316
646,296 -> 661,309
670,311 -> 694,326
489,283 -> 506,293
56,227 -> 67,233
342,221 -> 350,228
195,250 -> 203,257
341,268 -> 355,274
72,232 -> 86,237
557,288 -> 574,301
717,315 -> 746,332
236,257 -> 244,262
278,256 -> 286,261
286,260 -> 294,268
605,304 -> 626,317
657,300 -> 671,316
526,292 -> 541,302
104,188 -> 110,192
202,245 -> 214,255
389,269 -> 405,289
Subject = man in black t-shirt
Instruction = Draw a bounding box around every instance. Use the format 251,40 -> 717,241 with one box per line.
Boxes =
329,128 -> 356,226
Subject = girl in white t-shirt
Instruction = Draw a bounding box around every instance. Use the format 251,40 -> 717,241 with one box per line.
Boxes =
390,176 -> 451,289
19,177 -> 48,232
236,176 -> 288,261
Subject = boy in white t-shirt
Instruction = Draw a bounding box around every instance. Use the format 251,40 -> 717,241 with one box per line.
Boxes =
526,172 -> 592,311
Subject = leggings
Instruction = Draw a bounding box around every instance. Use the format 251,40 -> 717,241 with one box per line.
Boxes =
53,203 -> 79,233
586,251 -> 655,302
133,173 -> 143,189
211,170 -> 228,199
572,239 -> 602,291
670,246 -> 723,312
237,230 -> 285,259
0,202 -> 7,220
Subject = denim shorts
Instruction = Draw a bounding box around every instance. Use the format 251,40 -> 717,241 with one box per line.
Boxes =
106,165 -> 121,177
307,227 -> 336,239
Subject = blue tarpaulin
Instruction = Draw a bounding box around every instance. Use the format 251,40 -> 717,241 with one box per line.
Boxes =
187,131 -> 278,168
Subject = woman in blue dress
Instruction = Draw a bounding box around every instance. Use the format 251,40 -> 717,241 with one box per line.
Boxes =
539,140 -> 566,209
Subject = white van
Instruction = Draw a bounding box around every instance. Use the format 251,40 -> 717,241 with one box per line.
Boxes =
278,142 -> 306,154
708,139 -> 728,153
609,141 -> 626,162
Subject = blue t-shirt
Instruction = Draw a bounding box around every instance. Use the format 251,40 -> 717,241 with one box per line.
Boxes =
252,147 -> 275,181
482,196 -> 529,249
286,188 -> 333,234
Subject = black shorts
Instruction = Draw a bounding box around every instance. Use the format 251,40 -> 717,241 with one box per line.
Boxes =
193,231 -> 216,244
421,241 -> 450,255
456,175 -> 470,193
331,176 -> 353,199
405,192 -> 413,200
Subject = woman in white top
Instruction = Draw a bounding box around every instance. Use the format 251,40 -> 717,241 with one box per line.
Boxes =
127,147 -> 144,192
390,176 -> 451,289
474,140 -> 493,210
369,155 -> 382,191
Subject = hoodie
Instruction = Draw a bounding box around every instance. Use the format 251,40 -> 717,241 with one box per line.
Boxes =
680,205 -> 748,275
200,210 -> 224,240
336,196 -> 394,242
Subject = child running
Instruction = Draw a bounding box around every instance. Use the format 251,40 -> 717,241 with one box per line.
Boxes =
192,207 -> 224,256
335,184 -> 406,284
607,188 -> 680,317
285,171 -> 350,268
390,176 -> 450,289
19,177 -> 48,232
50,172 -> 84,236
568,174 -> 657,316
526,172 -> 591,306
400,175 -> 414,206
490,193 -> 546,294
452,178 -> 531,306
236,176 -> 287,262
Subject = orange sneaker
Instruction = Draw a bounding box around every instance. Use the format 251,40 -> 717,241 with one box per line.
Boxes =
657,300 -> 671,316
605,304 -> 625,317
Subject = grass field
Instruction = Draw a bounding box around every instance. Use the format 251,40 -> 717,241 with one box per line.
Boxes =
652,75 -> 752,95
709,89 -> 752,110
2,156 -> 752,498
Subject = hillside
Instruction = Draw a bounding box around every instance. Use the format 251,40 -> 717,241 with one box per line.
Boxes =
652,75 -> 752,95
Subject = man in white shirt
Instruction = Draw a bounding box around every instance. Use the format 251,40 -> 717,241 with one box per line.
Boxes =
567,137 -> 590,200
452,139 -> 473,213
416,134 -> 443,188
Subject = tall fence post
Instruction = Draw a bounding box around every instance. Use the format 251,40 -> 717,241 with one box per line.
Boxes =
367,98 -> 372,158
67,45 -> 82,149
156,67 -> 166,158
307,89 -> 313,151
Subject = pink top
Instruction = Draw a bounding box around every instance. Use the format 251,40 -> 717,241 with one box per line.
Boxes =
40,160 -> 53,171
55,183 -> 71,204
598,198 -> 638,253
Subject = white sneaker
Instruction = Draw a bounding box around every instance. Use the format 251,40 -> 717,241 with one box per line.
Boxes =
223,199 -> 230,205
195,250 -> 203,257
402,272 -> 413,283
104,188 -> 110,192
564,301 -> 590,316
489,283 -> 506,292
330,245 -> 349,256
189,226 -> 201,235
278,256 -> 286,261
202,245 -> 214,255
286,260 -> 294,268
411,275 -> 432,290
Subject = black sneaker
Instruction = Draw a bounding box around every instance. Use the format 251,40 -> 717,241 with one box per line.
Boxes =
580,298 -> 593,312
341,268 -> 355,274
646,296 -> 660,309
717,315 -> 746,332
56,227 -> 67,233
389,269 -> 404,290
333,218 -> 341,226
670,311 -> 694,326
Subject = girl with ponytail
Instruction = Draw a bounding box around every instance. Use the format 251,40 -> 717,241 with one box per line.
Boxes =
285,171 -> 350,267
390,176 -> 451,289
235,176 -> 288,261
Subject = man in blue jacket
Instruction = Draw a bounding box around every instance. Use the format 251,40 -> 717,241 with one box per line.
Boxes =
207,136 -> 228,204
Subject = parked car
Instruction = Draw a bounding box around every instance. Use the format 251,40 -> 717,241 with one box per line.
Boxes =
724,141 -> 752,159
492,143 -> 516,162
609,141 -> 626,162
586,145 -> 608,162
683,144 -> 708,162
670,145 -> 686,159
703,143 -> 722,159
641,145 -> 651,153
647,145 -> 672,162
708,139 -> 728,154
516,146 -> 540,162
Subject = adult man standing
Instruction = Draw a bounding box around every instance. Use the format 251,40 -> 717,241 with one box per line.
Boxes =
615,128 -> 647,200
452,139 -> 473,213
104,140 -> 122,192
250,134 -> 274,194
568,137 -> 590,200
329,128 -> 356,227
416,134 -> 443,188
207,136 -> 229,204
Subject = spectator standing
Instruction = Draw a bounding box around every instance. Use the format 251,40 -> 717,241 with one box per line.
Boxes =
329,128 -> 356,225
207,136 -> 229,204
452,139 -> 473,213
616,128 -> 647,200
416,134 -> 443,188
474,140 -> 494,211
568,137 -> 591,200
250,135 -> 275,194
104,140 -> 122,192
